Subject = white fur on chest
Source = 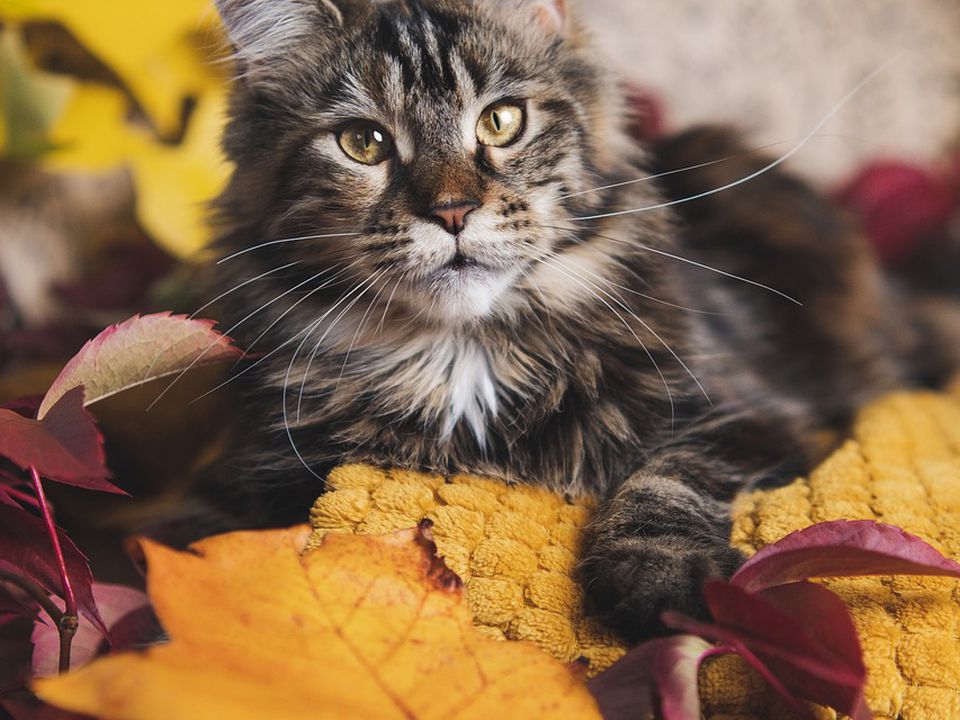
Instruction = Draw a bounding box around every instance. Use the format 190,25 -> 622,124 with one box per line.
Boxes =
443,341 -> 498,444
374,336 -> 499,446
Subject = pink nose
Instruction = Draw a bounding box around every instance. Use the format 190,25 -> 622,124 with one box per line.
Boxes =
430,201 -> 480,235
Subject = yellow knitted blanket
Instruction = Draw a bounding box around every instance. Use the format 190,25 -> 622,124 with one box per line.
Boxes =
309,386 -> 960,720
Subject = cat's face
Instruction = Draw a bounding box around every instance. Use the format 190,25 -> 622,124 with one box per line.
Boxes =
216,0 -> 632,327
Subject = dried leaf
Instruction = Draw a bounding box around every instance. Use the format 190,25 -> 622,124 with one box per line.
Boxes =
0,387 -> 116,492
38,313 -> 242,419
0,504 -> 106,636
35,525 -> 600,720
731,519 -> 960,593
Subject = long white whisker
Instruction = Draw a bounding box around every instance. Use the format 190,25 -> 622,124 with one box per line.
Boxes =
568,56 -> 901,223
333,273 -> 392,394
217,231 -> 362,264
295,270 -> 388,422
147,268 -> 330,411
376,272 -> 406,337
236,261 -> 362,362
541,257 -> 676,427
559,140 -> 787,200
545,224 -> 802,306
188,316 -> 322,406
282,322 -> 328,482
551,253 -> 711,408
545,227 -> 724,316
189,261 -> 302,319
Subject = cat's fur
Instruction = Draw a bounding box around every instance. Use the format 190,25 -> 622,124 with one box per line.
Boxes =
192,0 -> 960,641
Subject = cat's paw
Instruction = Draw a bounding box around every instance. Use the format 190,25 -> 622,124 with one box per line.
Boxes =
577,535 -> 744,643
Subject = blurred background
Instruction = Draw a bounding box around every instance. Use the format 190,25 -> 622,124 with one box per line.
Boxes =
0,0 -> 957,571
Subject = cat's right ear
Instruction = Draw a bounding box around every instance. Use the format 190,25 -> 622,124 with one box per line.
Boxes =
215,0 -> 347,71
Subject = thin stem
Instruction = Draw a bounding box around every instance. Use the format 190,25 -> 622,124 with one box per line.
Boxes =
0,568 -> 64,625
29,466 -> 78,673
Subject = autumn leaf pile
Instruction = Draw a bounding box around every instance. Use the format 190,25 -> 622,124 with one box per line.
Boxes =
36,525 -> 603,720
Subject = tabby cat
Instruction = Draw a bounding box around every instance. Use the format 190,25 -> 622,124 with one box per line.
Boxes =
192,0 -> 960,641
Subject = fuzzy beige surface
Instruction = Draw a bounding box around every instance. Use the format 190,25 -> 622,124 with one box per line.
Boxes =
587,0 -> 960,184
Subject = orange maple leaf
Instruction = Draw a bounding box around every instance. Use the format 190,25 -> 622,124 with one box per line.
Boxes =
34,524 -> 601,719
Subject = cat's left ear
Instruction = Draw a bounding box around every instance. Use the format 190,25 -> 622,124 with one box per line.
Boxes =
499,0 -> 568,37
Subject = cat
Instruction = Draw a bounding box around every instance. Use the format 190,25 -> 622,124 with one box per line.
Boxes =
188,0 -> 960,642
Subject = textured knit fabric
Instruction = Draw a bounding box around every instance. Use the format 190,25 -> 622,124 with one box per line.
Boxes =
309,386 -> 960,719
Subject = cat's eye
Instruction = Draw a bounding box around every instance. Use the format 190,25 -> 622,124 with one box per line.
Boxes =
338,122 -> 394,165
476,101 -> 526,147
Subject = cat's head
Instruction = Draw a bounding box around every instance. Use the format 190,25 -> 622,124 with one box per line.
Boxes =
215,0 -> 639,327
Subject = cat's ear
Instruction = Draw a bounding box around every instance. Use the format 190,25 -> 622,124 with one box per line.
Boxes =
214,0 -> 349,64
496,0 -> 568,37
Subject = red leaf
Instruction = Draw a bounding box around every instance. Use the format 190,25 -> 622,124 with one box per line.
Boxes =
0,505 -> 107,636
0,387 -> 119,493
38,312 -> 243,418
587,635 -> 713,720
2,396 -> 43,418
704,581 -> 866,714
32,584 -> 151,677
0,584 -> 35,626
662,610 -> 815,719
664,579 -> 870,719
836,161 -> 955,265
731,519 -> 960,593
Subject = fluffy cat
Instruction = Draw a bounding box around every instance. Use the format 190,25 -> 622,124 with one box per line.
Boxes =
189,0 -> 960,641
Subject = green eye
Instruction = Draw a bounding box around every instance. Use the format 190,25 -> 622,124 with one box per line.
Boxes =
338,122 -> 394,165
477,101 -> 525,147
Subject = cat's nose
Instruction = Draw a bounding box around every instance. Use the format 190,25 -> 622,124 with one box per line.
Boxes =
429,200 -> 480,235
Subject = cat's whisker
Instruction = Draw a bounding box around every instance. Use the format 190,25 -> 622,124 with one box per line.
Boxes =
376,272 -> 407,337
216,231 -> 363,264
282,320 -> 330,482
189,261 -> 302,319
334,271 -> 393,395
545,224 -> 802,306
236,260 -> 362,362
549,252 -> 712,409
190,312 -> 327,407
296,270 -> 389,422
567,55 -> 901,223
539,256 -> 676,427
543,227 -> 725,316
559,140 -> 787,201
147,268 -> 332,411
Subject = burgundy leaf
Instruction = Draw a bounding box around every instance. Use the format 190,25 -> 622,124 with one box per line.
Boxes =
0,504 -> 107,636
0,387 -> 120,493
2,396 -> 43,418
704,581 -> 867,715
32,583 -> 151,676
587,635 -> 713,720
106,603 -> 162,652
731,519 -> 960,593
664,579 -> 870,719
0,584 -> 35,626
662,610 -> 815,719
836,161 -> 955,265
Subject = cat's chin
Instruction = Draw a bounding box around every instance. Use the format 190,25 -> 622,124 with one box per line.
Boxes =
419,264 -> 518,325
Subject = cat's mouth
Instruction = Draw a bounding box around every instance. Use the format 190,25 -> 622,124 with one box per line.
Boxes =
446,252 -> 482,271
